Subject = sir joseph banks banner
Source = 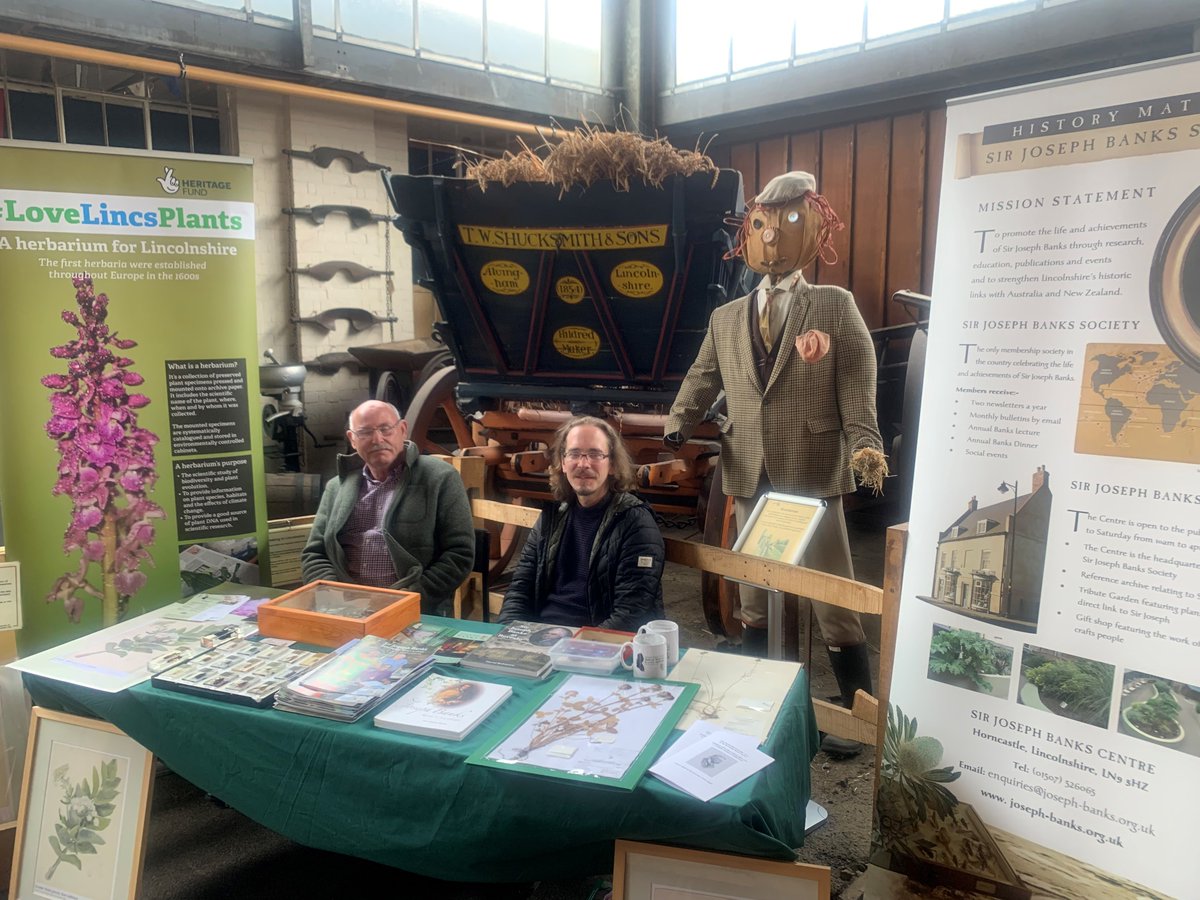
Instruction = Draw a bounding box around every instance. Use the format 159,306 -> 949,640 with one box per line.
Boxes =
0,143 -> 268,654
870,57 -> 1200,900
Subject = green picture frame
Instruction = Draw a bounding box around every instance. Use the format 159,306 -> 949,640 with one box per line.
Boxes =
467,673 -> 698,790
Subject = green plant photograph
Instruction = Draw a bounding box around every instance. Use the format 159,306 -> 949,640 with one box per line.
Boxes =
926,625 -> 1014,696
1117,670 -> 1200,759
1018,645 -> 1114,728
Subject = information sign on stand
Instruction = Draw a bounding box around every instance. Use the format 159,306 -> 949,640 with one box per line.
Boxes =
871,55 -> 1200,900
0,143 -> 266,653
731,492 -> 826,567
731,493 -> 826,660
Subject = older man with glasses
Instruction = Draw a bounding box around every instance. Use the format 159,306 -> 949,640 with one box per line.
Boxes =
498,415 -> 665,631
301,399 -> 474,615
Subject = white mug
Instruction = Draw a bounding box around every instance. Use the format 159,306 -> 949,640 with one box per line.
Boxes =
621,631 -> 668,680
638,620 -> 679,667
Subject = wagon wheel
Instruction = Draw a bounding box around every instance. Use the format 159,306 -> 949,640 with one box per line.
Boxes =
700,459 -> 742,642
374,370 -> 408,411
404,365 -> 473,456
415,349 -> 454,389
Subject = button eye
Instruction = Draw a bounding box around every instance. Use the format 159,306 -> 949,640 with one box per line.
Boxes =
786,211 -> 800,223
751,218 -> 765,230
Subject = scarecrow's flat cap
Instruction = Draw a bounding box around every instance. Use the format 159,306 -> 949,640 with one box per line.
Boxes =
754,171 -> 816,205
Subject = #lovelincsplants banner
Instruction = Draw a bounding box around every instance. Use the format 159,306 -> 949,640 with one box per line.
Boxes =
0,142 -> 267,654
871,57 -> 1200,900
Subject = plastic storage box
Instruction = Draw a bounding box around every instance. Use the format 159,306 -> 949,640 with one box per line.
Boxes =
549,638 -> 624,675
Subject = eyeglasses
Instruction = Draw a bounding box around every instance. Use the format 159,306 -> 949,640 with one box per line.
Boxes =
563,449 -> 609,463
351,422 -> 400,439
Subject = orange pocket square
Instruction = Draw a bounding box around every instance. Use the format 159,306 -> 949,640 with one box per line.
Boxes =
796,329 -> 830,363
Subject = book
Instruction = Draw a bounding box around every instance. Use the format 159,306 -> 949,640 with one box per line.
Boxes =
274,635 -> 436,722
374,673 -> 513,741
400,620 -> 451,648
460,621 -> 578,680
432,629 -> 493,664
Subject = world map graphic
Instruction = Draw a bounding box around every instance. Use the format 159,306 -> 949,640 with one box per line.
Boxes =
1075,343 -> 1200,463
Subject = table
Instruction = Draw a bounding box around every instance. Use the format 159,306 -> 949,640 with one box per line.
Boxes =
23,617 -> 819,883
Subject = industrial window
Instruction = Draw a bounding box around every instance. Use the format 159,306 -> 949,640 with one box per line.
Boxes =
673,0 -> 1080,88
169,0 -> 605,89
0,50 -> 223,154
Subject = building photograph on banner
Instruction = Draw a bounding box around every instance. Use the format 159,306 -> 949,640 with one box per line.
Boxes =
0,143 -> 266,654
872,56 -> 1200,900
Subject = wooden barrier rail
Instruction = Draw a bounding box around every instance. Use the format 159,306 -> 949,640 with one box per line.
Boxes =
266,472 -> 882,745
463,497 -> 881,746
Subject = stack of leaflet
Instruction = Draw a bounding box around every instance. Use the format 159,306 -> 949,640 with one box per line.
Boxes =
274,635 -> 436,722
460,620 -> 577,680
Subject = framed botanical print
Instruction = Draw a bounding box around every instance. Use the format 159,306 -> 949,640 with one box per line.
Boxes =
10,708 -> 154,900
612,840 -> 831,900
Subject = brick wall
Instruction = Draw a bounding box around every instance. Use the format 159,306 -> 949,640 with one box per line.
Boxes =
232,90 -> 411,477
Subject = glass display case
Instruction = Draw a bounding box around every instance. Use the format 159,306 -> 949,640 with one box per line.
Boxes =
257,580 -> 420,648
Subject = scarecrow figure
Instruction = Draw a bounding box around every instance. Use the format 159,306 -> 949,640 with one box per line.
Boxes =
665,171 -> 886,758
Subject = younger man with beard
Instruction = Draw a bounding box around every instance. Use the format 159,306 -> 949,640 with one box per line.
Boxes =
498,416 -> 665,631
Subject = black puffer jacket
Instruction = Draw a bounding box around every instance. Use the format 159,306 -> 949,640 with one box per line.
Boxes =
498,492 -> 665,631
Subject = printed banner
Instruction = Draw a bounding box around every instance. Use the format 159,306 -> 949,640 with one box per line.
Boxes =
871,57 -> 1200,900
0,142 -> 266,654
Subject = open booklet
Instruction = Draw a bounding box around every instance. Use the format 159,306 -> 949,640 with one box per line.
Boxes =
649,720 -> 774,802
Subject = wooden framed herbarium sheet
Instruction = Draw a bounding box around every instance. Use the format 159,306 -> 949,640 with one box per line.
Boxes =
10,708 -> 154,900
612,840 -> 831,900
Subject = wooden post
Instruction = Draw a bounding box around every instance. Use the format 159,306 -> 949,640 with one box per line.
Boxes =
874,523 -> 908,773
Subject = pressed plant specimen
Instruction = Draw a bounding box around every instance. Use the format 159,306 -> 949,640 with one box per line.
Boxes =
516,680 -> 680,758
43,276 -> 163,626
45,758 -> 122,880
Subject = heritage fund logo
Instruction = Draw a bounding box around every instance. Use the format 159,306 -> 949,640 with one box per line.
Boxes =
156,166 -> 181,194
155,166 -> 232,197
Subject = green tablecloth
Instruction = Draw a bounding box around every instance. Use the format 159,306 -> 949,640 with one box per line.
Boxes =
24,617 -> 818,882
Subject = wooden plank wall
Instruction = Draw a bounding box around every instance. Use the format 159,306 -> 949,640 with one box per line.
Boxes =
710,108 -> 946,331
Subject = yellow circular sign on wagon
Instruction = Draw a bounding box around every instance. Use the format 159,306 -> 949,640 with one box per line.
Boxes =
555,276 -> 586,304
610,260 -> 663,298
552,326 -> 601,360
480,260 -> 530,295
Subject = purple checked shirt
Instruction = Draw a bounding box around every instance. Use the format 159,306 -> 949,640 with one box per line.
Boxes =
337,464 -> 401,587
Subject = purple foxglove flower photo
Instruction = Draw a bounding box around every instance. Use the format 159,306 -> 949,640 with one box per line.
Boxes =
43,276 -> 165,625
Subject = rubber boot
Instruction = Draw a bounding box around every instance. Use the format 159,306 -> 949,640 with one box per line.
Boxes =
741,624 -> 769,658
820,642 -> 873,759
